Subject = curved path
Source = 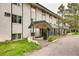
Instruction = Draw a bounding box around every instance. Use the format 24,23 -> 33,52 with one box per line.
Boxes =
30,35 -> 79,56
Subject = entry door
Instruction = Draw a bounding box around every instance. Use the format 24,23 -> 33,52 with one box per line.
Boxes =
40,29 -> 48,40
40,29 -> 43,37
41,29 -> 47,40
43,29 -> 48,40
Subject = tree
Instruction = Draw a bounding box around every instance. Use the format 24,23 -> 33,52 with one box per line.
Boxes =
57,4 -> 65,35
66,3 -> 79,32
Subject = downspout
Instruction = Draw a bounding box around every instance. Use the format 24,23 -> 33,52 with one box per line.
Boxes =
11,3 -> 13,40
22,3 -> 23,38
30,4 -> 34,40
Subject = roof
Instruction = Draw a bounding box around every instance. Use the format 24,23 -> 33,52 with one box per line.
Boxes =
29,3 -> 62,20
28,20 -> 52,28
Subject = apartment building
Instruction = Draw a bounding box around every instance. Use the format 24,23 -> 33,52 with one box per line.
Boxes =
0,3 -> 67,41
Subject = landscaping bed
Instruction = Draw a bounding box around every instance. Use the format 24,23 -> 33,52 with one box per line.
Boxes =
48,35 -> 60,42
0,39 -> 40,56
72,32 -> 79,35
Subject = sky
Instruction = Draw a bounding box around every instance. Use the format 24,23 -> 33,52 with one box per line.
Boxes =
40,3 -> 67,14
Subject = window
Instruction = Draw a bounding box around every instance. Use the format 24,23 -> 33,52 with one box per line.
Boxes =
42,12 -> 46,20
12,14 -> 17,23
49,16 -> 52,19
42,12 -> 45,16
18,34 -> 21,39
13,3 -> 17,5
18,16 -> 22,23
12,14 -> 22,24
12,34 -> 16,39
13,3 -> 20,6
5,12 -> 10,17
49,15 -> 52,23
31,7 -> 36,21
12,33 -> 21,40
31,32 -> 35,36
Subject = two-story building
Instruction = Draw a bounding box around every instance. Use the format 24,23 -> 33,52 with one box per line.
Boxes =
0,3 -> 65,41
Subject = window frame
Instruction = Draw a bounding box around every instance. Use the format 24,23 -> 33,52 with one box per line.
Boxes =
12,33 -> 21,40
17,16 -> 22,24
42,12 -> 46,20
31,7 -> 36,21
18,33 -> 21,39
12,14 -> 17,23
12,3 -> 21,6
12,14 -> 22,24
4,12 -> 10,17
12,34 -> 17,39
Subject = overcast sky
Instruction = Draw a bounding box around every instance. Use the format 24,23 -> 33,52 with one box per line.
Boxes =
40,3 -> 67,14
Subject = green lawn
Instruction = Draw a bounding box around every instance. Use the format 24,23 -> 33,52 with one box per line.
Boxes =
71,32 -> 79,35
0,39 -> 40,56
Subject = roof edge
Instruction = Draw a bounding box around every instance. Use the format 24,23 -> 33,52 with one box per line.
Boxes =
36,3 -> 62,19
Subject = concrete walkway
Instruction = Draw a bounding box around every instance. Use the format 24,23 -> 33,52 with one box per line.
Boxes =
35,37 -> 51,48
30,35 -> 79,56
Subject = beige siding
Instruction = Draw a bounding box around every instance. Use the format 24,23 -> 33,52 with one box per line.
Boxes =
36,8 -> 42,21
46,13 -> 50,23
31,7 -> 36,21
12,23 -> 22,33
12,4 -> 22,16
0,3 -> 11,41
12,4 -> 22,34
23,4 -> 31,38
51,17 -> 57,25
0,3 -> 60,41
34,28 -> 40,37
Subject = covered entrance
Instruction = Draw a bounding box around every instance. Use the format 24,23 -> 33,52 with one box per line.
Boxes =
40,29 -> 49,40
29,20 -> 52,40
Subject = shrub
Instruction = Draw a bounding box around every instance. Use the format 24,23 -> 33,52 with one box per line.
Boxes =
72,32 -> 79,35
48,35 -> 58,42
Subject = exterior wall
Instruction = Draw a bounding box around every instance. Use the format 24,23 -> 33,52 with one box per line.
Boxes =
12,23 -> 22,33
33,8 -> 42,37
36,8 -> 42,21
12,4 -> 22,34
0,3 -> 11,41
51,17 -> 57,25
0,3 -> 32,41
46,13 -> 50,23
23,4 -> 31,38
0,3 -> 61,41
31,6 -> 59,37
12,4 -> 22,16
34,28 -> 40,37
31,7 -> 36,21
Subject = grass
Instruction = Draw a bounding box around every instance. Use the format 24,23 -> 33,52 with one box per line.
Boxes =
72,32 -> 79,35
48,35 -> 60,42
0,39 -> 40,56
